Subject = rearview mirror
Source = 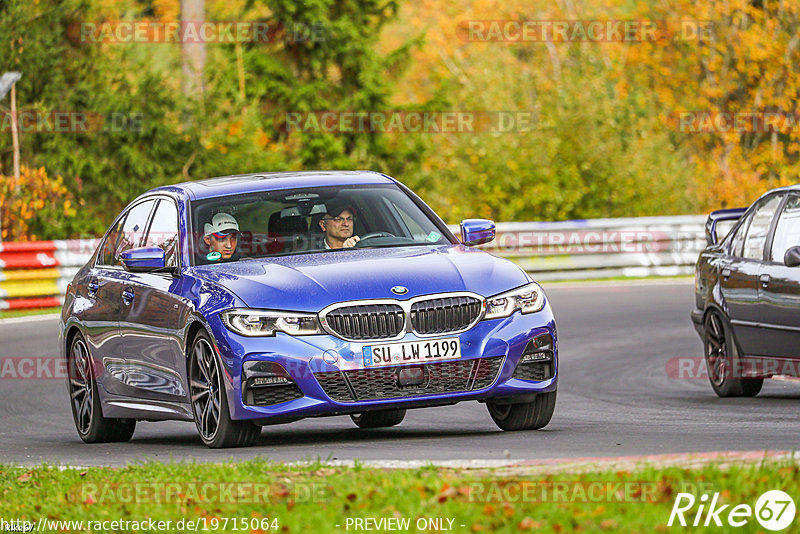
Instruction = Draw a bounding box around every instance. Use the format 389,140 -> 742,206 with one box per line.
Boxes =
784,246 -> 800,267
121,247 -> 166,272
460,219 -> 496,246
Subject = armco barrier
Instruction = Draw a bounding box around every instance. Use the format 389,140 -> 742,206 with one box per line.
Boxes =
459,215 -> 708,281
0,215 -> 707,309
0,239 -> 98,310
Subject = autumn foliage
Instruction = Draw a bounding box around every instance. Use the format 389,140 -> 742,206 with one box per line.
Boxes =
0,166 -> 77,242
1,0 -> 800,239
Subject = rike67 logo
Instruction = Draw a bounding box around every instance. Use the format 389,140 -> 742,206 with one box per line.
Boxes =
668,490 -> 796,530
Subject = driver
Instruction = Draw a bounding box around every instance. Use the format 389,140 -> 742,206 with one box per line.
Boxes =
203,212 -> 240,261
319,201 -> 360,249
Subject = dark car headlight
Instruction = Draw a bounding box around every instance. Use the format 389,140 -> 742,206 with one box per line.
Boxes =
483,282 -> 546,320
221,309 -> 324,337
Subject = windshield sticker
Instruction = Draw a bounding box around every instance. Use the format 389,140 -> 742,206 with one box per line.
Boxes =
426,231 -> 441,242
206,251 -> 222,261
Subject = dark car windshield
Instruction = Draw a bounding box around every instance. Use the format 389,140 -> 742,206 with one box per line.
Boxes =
190,184 -> 453,265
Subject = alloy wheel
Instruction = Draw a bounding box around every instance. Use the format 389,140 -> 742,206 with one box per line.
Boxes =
190,338 -> 222,441
704,312 -> 728,387
68,339 -> 93,435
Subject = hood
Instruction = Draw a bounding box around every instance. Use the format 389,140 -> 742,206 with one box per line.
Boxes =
190,245 -> 529,311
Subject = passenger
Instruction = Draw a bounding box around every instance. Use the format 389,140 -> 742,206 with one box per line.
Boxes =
319,201 -> 360,249
203,212 -> 240,261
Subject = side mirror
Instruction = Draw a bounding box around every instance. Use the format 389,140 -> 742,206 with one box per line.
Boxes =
121,246 -> 166,272
785,246 -> 800,267
460,219 -> 496,246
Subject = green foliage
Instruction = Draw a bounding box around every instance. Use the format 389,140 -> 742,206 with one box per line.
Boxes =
0,0 -> 738,240
0,0 -> 423,238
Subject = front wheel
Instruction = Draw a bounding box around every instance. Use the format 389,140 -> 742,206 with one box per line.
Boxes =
189,331 -> 260,448
703,310 -> 763,397
487,391 -> 557,431
350,409 -> 406,428
68,333 -> 135,443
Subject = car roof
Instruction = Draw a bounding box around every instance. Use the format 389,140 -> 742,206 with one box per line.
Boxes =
147,170 -> 397,201
756,184 -> 800,198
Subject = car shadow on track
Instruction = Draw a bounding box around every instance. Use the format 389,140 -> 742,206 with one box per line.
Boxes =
123,426 -> 517,449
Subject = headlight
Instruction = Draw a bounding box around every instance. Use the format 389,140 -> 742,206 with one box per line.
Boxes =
221,309 -> 324,337
483,282 -> 546,320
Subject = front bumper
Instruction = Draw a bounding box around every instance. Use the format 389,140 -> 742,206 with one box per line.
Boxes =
208,306 -> 558,422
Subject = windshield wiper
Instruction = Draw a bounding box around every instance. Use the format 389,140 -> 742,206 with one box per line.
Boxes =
355,242 -> 434,249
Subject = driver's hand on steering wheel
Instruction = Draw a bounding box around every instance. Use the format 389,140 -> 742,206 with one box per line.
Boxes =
342,236 -> 360,248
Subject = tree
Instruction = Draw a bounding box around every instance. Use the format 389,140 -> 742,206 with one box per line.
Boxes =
181,0 -> 206,100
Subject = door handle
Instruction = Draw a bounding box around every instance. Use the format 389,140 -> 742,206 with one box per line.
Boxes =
122,287 -> 135,304
721,268 -> 731,279
87,280 -> 99,297
760,274 -> 771,287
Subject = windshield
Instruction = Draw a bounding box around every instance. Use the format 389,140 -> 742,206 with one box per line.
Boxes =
190,184 -> 454,265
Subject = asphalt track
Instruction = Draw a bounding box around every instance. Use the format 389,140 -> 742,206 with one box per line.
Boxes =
1,281 -> 798,467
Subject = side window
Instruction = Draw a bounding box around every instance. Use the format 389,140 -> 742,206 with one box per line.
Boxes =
729,215 -> 750,258
769,196 -> 800,263
743,195 -> 783,260
100,216 -> 125,265
114,199 -> 156,265
143,199 -> 180,267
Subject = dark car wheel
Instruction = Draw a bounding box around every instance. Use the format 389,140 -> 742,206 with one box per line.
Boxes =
189,331 -> 260,448
487,391 -> 557,431
350,409 -> 406,428
68,334 -> 136,443
704,310 -> 763,397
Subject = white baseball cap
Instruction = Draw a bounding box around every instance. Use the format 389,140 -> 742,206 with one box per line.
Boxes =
204,213 -> 239,237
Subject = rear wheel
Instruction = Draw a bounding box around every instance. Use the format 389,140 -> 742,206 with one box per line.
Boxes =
350,409 -> 406,428
189,331 -> 260,448
68,333 -> 135,443
703,310 -> 763,397
487,391 -> 557,431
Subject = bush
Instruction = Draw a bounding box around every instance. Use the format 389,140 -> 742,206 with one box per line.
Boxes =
0,166 -> 77,242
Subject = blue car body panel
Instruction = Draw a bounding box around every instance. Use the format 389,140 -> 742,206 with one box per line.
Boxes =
60,171 -> 558,426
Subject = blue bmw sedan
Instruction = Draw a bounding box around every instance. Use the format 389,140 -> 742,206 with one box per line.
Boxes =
60,171 -> 558,447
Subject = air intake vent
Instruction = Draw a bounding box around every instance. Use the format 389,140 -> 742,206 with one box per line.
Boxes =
315,356 -> 504,402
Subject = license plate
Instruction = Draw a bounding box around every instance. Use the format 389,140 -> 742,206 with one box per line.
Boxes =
363,338 -> 461,367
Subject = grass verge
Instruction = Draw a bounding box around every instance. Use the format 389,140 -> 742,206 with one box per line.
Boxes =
1,458 -> 797,532
0,307 -> 60,319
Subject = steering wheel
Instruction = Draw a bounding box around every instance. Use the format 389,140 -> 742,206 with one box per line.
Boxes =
357,231 -> 396,242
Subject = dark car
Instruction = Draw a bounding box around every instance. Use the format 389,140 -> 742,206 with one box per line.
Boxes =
60,171 -> 558,448
692,186 -> 800,396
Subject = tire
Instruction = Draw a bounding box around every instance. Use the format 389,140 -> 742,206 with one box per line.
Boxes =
67,333 -> 136,443
350,409 -> 406,428
487,391 -> 557,431
189,331 -> 260,448
703,310 -> 763,397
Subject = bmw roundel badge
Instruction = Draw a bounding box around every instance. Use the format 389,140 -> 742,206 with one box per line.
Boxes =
391,285 -> 408,295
